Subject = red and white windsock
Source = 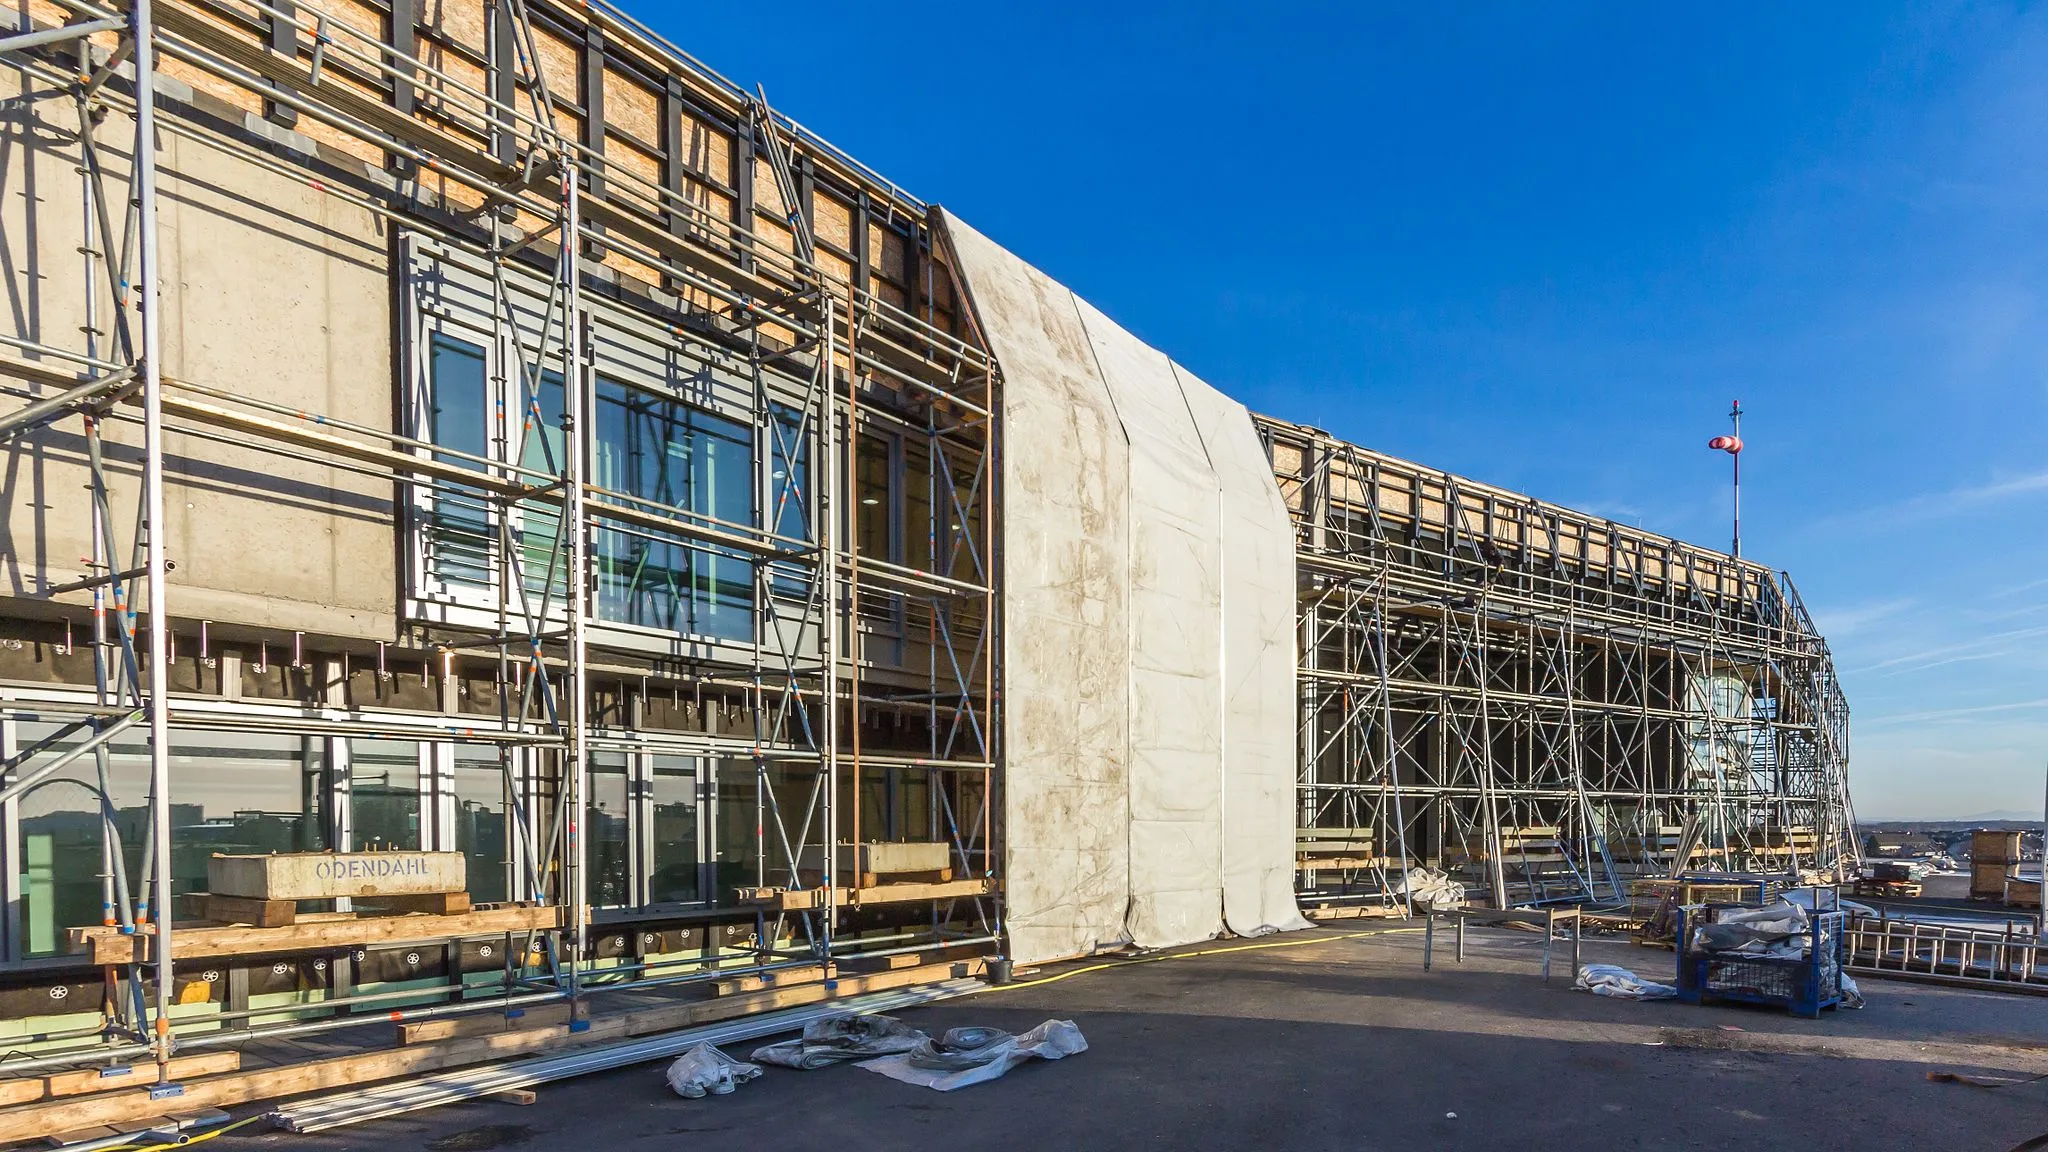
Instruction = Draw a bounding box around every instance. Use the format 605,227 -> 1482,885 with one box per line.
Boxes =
1710,400 -> 1743,557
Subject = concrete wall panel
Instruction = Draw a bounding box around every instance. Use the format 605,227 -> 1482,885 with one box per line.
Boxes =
0,69 -> 396,641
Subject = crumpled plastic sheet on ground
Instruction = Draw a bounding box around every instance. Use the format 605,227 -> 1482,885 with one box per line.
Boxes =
858,1020 -> 1088,1091
1839,970 -> 1865,1008
1573,963 -> 1679,1001
665,1043 -> 764,1098
751,1013 -> 929,1070
1397,868 -> 1466,911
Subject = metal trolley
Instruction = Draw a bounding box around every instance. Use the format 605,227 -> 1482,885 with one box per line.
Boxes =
1675,904 -> 1847,1018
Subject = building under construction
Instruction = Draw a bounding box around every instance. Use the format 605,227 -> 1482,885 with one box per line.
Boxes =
0,0 -> 1852,1133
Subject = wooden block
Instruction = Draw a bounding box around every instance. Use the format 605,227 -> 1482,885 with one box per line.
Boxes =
189,894 -> 297,928
707,964 -> 830,997
360,892 -> 472,916
857,868 -> 951,888
487,1088 -> 537,1106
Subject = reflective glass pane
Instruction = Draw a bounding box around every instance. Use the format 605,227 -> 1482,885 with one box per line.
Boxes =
713,759 -> 759,906
586,754 -> 630,908
648,757 -> 699,904
427,335 -> 491,588
453,745 -> 509,905
350,739 -> 420,851
14,725 -> 324,957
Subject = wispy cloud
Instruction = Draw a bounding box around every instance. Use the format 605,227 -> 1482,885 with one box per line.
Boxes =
1846,623 -> 2048,675
1813,596 -> 1916,639
1859,697 -> 2048,727
1817,468 -> 2048,535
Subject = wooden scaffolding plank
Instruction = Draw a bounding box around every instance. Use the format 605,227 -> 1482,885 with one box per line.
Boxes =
0,961 -> 981,1142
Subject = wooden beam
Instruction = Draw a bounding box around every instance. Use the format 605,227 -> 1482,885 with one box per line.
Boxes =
394,1000 -> 579,1045
738,877 -> 996,912
74,905 -> 567,965
0,1053 -> 242,1107
0,962 -> 978,1142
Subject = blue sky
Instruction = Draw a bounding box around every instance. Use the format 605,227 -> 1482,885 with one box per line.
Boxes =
657,2 -> 2048,820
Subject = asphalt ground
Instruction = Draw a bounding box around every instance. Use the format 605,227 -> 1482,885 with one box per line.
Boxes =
223,925 -> 2048,1152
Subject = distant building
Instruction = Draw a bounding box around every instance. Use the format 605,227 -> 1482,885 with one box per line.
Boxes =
1866,832 -> 1940,858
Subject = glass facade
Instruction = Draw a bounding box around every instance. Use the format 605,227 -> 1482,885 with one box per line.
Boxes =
592,378 -> 755,639
426,334 -> 492,588
452,745 -> 510,905
586,753 -> 631,908
13,726 -> 326,957
349,738 -> 421,851
647,756 -> 699,905
3,725 -> 733,961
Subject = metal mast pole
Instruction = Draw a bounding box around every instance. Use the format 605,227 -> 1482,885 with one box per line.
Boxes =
1730,400 -> 1742,559
131,0 -> 177,1081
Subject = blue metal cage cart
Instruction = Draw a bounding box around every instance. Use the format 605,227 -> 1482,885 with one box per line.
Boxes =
1675,904 -> 1846,1018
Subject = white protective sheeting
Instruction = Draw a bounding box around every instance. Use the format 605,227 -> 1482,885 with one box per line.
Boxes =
1176,368 -> 1313,936
1074,299 -> 1228,949
938,210 -> 1304,960
938,213 -> 1133,965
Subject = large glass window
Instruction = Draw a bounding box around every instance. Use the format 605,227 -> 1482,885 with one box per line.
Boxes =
647,757 -> 700,905
592,378 -> 755,640
586,753 -> 631,908
452,745 -> 510,905
426,334 -> 493,589
13,726 -> 325,957
349,739 -> 420,851
714,759 -> 759,906
767,404 -> 812,597
515,366 -> 567,603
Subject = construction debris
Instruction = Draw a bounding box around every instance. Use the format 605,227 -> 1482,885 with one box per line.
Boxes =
752,1014 -> 928,1069
859,1021 -> 1088,1092
1574,964 -> 1678,1001
665,1045 -> 763,1099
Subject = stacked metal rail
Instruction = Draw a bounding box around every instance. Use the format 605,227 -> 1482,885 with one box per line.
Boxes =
1258,418 -> 1855,913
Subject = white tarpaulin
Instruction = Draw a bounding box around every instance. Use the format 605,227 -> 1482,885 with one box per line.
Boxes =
939,214 -> 1133,965
1176,369 -> 1312,937
937,210 -> 1305,960
1075,297 -> 1227,949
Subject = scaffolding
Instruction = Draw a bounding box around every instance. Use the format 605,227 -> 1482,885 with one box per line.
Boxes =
1260,418 -> 1856,913
0,0 -> 996,1080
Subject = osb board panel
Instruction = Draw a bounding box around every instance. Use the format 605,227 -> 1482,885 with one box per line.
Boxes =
753,155 -> 789,217
599,247 -> 662,289
162,55 -> 263,116
424,0 -> 488,54
294,0 -> 385,46
677,111 -> 731,184
603,65 -> 661,150
870,223 -> 909,281
529,21 -> 580,104
684,180 -> 734,235
293,69 -> 393,166
813,192 -> 853,252
816,248 -> 852,287
871,278 -> 906,311
754,212 -> 794,259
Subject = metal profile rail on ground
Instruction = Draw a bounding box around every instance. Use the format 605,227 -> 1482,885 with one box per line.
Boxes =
269,978 -> 985,1133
